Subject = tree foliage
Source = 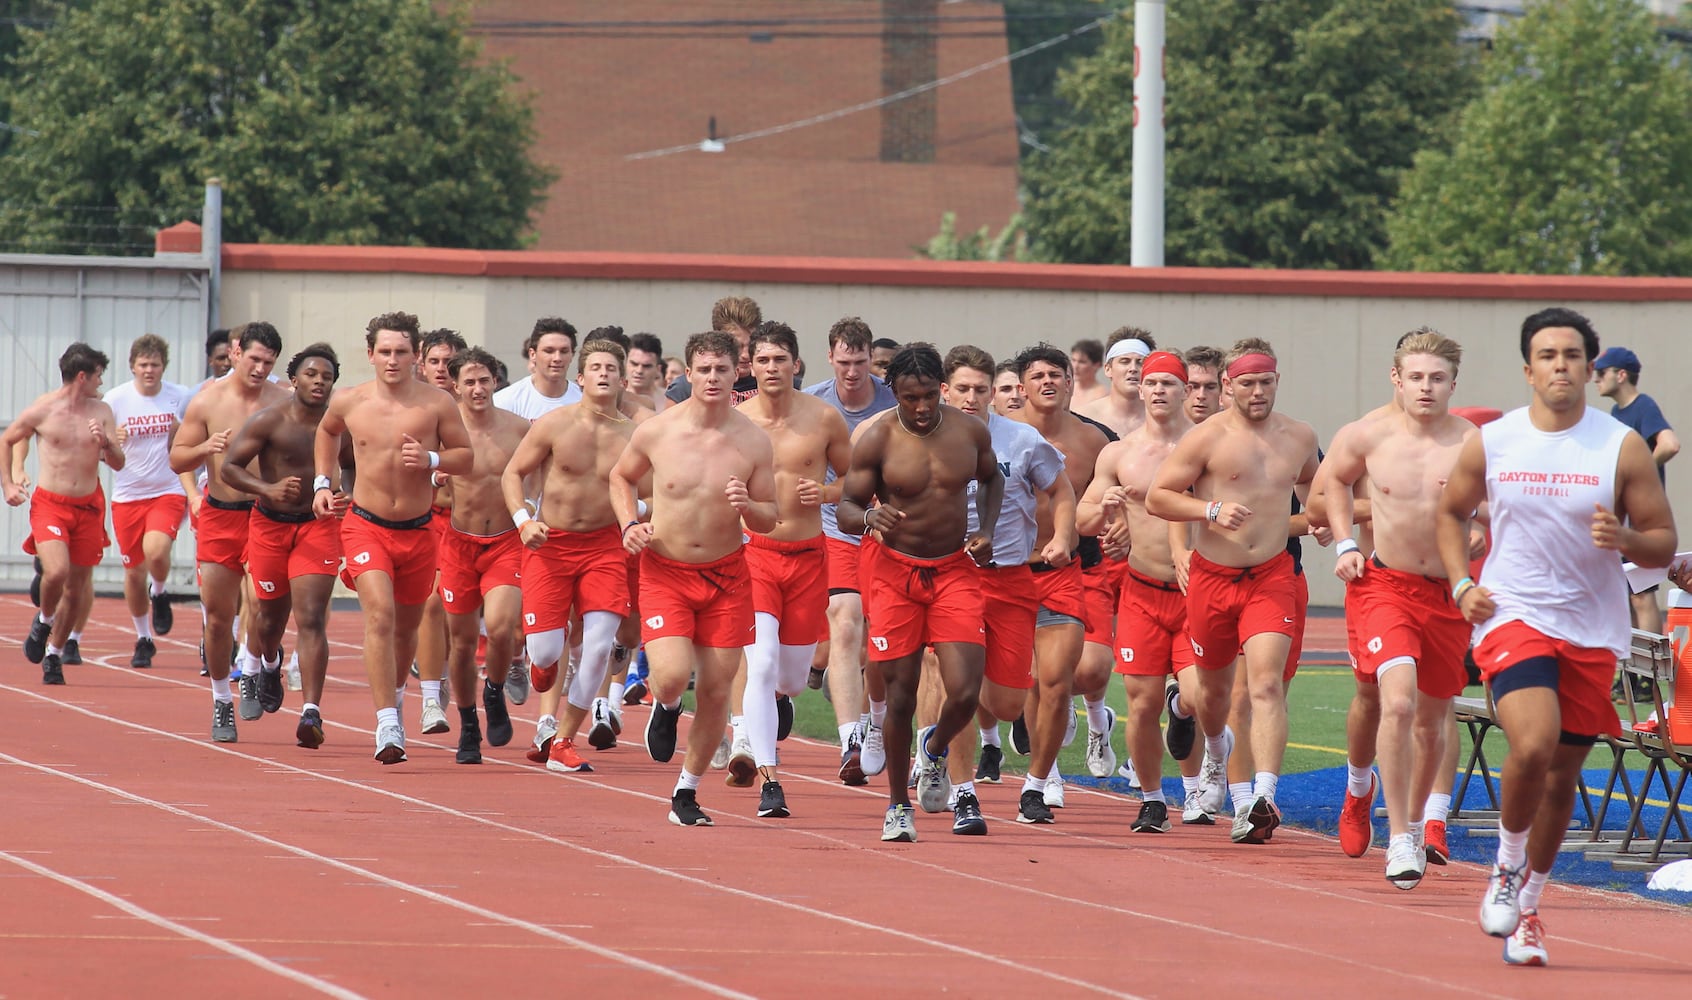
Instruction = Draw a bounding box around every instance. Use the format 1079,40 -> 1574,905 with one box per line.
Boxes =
1383,0 -> 1692,276
916,211 -> 1029,261
0,0 -> 554,252
1023,0 -> 1475,269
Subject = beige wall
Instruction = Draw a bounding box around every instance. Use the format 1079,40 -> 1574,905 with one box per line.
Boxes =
222,256 -> 1691,608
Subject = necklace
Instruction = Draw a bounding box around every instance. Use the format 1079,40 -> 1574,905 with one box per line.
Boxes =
897,408 -> 942,438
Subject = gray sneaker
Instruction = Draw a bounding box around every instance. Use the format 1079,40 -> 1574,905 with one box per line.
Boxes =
860,721 -> 887,776
374,722 -> 407,764
238,672 -> 263,721
212,700 -> 238,743
881,803 -> 918,843
504,663 -> 529,706
915,725 -> 951,814
419,697 -> 449,735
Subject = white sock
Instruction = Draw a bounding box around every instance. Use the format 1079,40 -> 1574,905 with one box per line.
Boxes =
421,680 -> 442,702
38,612 -> 55,626
302,702 -> 320,715
838,722 -> 859,745
868,700 -> 887,728
133,616 -> 154,639
67,630 -> 82,643
1204,732 -> 1228,761
1497,826 -> 1530,869
394,686 -> 407,714
1346,763 -> 1374,798
261,651 -> 281,673
954,779 -> 975,800
1182,774 -> 1200,794
1229,781 -> 1253,814
1424,792 -> 1452,824
1085,696 -> 1111,733
150,578 -> 167,597
377,707 -> 399,730
1518,871 -> 1549,912
1022,773 -> 1047,793
211,677 -> 233,701
1253,771 -> 1278,801
675,769 -> 702,793
46,643 -> 62,657
979,724 -> 1001,748
609,681 -> 625,704
1142,787 -> 1166,804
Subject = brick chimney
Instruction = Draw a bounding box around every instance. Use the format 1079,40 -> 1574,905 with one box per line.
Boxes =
880,0 -> 938,163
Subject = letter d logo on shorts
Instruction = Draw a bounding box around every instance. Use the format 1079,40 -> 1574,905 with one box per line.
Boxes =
1367,636 -> 1383,655
1190,639 -> 1205,659
871,636 -> 889,652
524,612 -> 536,626
353,551 -> 371,565
645,615 -> 664,630
441,588 -> 454,604
258,580 -> 275,594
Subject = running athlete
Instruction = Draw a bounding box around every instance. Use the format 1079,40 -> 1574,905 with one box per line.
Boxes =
413,327 -> 468,723
1438,307 -> 1675,966
1069,339 -> 1108,406
313,312 -> 473,764
493,317 -> 581,418
1077,328 -> 1154,438
992,361 -> 1026,417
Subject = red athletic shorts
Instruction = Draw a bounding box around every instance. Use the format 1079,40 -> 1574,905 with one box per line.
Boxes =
978,563 -> 1036,689
246,506 -> 341,600
1475,620 -> 1620,739
339,506 -> 439,606
25,486 -> 109,567
1351,561 -> 1471,700
1115,566 -> 1194,677
1284,569 -> 1309,683
111,494 -> 186,567
438,524 -> 522,616
626,549 -> 641,615
521,524 -> 631,633
1186,549 -> 1300,671
639,546 -> 754,649
428,503 -> 452,547
746,532 -> 828,645
865,545 -> 985,660
1345,587 -> 1373,685
824,535 -> 864,594
1033,559 -> 1089,630
194,496 -> 251,572
1084,556 -> 1126,646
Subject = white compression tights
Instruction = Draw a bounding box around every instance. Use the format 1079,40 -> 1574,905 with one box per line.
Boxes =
745,611 -> 816,767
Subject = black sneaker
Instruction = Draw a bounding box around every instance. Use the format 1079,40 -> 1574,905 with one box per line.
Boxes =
61,638 -> 82,665
1017,789 -> 1054,824
258,666 -> 285,714
775,694 -> 794,742
952,791 -> 988,836
1010,713 -> 1030,755
1131,798 -> 1172,834
131,637 -> 156,669
1164,681 -> 1196,761
482,680 -> 513,747
645,701 -> 682,763
456,708 -> 484,765
669,788 -> 713,827
29,557 -> 42,608
757,780 -> 791,818
41,652 -> 64,686
975,744 -> 1003,783
150,592 -> 174,636
23,617 -> 50,664
211,700 -> 237,743
238,672 -> 263,721
296,708 -> 324,749
807,666 -> 826,690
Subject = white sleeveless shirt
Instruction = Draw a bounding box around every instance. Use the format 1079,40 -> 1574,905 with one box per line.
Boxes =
1476,406 -> 1632,657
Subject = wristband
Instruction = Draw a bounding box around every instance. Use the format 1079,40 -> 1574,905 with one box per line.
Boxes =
636,498 -> 649,518
1335,539 -> 1359,558
313,475 -> 332,493
1207,500 -> 1223,523
427,450 -> 441,470
622,519 -> 642,536
1452,576 -> 1476,601
512,509 -> 532,528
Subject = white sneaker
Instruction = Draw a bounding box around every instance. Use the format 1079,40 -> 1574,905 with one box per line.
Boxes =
711,733 -> 732,770
860,721 -> 887,776
529,715 -> 559,763
1479,863 -> 1527,937
374,723 -> 406,764
1384,833 -> 1425,889
1085,706 -> 1117,779
1503,910 -> 1548,966
1197,726 -> 1234,814
1230,808 -> 1255,843
420,698 -> 449,735
1181,787 -> 1216,825
1061,698 -> 1079,748
1043,770 -> 1066,809
283,651 -> 301,692
725,732 -> 756,788
587,697 -> 620,750
881,804 -> 918,843
915,725 -> 951,813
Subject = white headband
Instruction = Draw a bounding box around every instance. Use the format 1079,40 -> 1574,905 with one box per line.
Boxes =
1104,338 -> 1151,363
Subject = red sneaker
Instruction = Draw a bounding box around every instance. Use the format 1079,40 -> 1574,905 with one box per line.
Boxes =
1424,818 -> 1450,866
546,738 -> 594,773
1339,770 -> 1377,857
530,660 -> 558,694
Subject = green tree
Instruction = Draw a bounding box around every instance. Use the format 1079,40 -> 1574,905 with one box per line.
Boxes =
0,0 -> 553,252
916,211 -> 1029,261
1023,0 -> 1474,269
1384,0 -> 1692,276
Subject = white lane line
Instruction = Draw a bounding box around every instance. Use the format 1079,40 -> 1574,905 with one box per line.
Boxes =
0,848 -> 368,1000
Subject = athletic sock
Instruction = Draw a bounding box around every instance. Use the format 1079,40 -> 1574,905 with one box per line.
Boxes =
1346,762 -> 1374,798
150,578 -> 167,597
1253,771 -> 1279,802
1497,825 -> 1530,869
1047,762 -> 1062,782
838,722 -> 859,746
1085,695 -> 1111,733
729,714 -> 744,738
1022,773 -> 1047,793
859,711 -> 871,732
1424,792 -> 1452,824
376,707 -> 399,730
1181,774 -> 1200,795
609,681 -> 626,704
211,677 -> 233,701
261,651 -> 281,673
1204,732 -> 1228,761
1409,819 -> 1425,841
979,724 -> 1001,748
421,680 -> 442,702
674,769 -> 702,793
538,714 -> 557,729
660,697 -> 682,712
133,616 -> 154,640
954,779 -> 976,800
1229,781 -> 1253,815
236,647 -> 261,678
67,630 -> 82,643
46,643 -> 62,658
1142,787 -> 1166,805
394,686 -> 407,715
1518,870 -> 1549,912
1168,690 -> 1193,720
37,612 -> 55,627
302,702 -> 320,715
868,700 -> 887,728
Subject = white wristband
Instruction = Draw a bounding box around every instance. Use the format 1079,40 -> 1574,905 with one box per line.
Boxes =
1335,538 -> 1359,558
313,475 -> 332,493
427,450 -> 441,470
636,498 -> 649,518
512,509 -> 532,528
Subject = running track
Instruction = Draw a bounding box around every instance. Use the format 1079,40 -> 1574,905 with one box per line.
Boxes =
3,594 -> 1688,998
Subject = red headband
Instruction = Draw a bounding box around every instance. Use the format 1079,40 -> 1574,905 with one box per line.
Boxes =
1225,352 -> 1277,379
1140,351 -> 1188,384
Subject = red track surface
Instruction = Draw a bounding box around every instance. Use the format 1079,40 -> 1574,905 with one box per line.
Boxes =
4,593 -> 1688,998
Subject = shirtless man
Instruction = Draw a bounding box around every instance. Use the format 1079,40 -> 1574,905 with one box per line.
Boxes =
4,344 -> 124,685
1438,307 -> 1675,966
734,322 -> 852,817
612,330 -> 778,827
1077,352 -> 1196,834
1320,331 -> 1476,887
1147,338 -> 1320,845
313,312 -> 473,763
1011,344 -> 1098,821
838,344 -> 1003,843
413,327 -> 468,727
171,323 -> 289,740
1078,328 -> 1155,438
1070,339 -> 1108,405
1183,347 -> 1224,425
626,333 -> 669,413
220,344 -> 349,749
505,340 -> 641,774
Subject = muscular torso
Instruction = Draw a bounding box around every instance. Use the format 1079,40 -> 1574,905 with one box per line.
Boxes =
1362,415 -> 1471,576
740,394 -> 838,542
865,409 -> 983,559
643,407 -> 766,562
190,381 -> 289,502
536,406 -> 637,534
451,409 -> 530,534
1194,412 -> 1317,567
1115,429 -> 1186,580
251,410 -> 324,515
340,382 -> 452,520
26,391 -> 111,496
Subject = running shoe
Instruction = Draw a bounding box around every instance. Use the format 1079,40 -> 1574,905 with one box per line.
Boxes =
757,780 -> 791,819
1385,833 -> 1425,889
131,637 -> 156,670
199,638 -> 208,677
1339,770 -> 1378,858
546,738 -> 594,773
1117,758 -> 1142,791
838,728 -> 867,786
238,672 -> 263,721
374,722 -> 407,764
284,651 -> 301,692
420,697 -> 449,735
527,716 -> 558,764
504,660 -> 530,706
1197,727 -> 1234,815
860,721 -> 887,776
530,657 -> 558,694
1085,706 -> 1117,779
23,617 -> 50,664
622,676 -> 649,706
296,707 -> 324,749
258,664 -> 285,714
1242,795 -> 1280,844
1230,808 -> 1255,844
1424,819 -> 1450,866
456,713 -> 484,765
1131,799 -> 1172,834
1062,700 -> 1078,748
881,803 -> 917,842
1164,678 -> 1196,760
41,652 -> 64,686
211,699 -> 237,742
806,666 -> 826,691
1017,789 -> 1054,824
776,694 -> 794,741
62,638 -> 82,665
29,557 -> 42,608
1181,787 -> 1215,825
726,733 -> 756,788
1502,910 -> 1548,966
1010,713 -> 1030,755
952,791 -> 987,836
710,733 -> 732,770
669,789 -> 713,827
1043,771 -> 1066,809
483,681 -> 513,747
587,697 -> 620,751
645,702 -> 682,763
151,591 -> 174,636
914,725 -> 951,813
975,744 -> 1003,783
1479,863 -> 1527,937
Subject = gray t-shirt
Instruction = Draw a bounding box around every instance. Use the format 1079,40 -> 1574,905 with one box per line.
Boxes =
968,413 -> 1065,566
804,375 -> 896,544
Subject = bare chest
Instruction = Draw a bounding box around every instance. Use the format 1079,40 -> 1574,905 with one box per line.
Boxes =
882,433 -> 975,498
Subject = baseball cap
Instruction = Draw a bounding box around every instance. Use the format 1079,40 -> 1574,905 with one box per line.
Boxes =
1593,346 -> 1640,373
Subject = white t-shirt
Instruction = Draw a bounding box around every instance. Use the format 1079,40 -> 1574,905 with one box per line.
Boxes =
105,380 -> 193,501
968,413 -> 1065,567
493,376 -> 581,420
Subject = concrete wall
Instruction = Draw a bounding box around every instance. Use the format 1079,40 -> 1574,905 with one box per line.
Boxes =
222,246 -> 1692,607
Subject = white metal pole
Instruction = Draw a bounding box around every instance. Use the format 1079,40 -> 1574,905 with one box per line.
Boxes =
204,179 -> 222,333
1130,1 -> 1166,267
